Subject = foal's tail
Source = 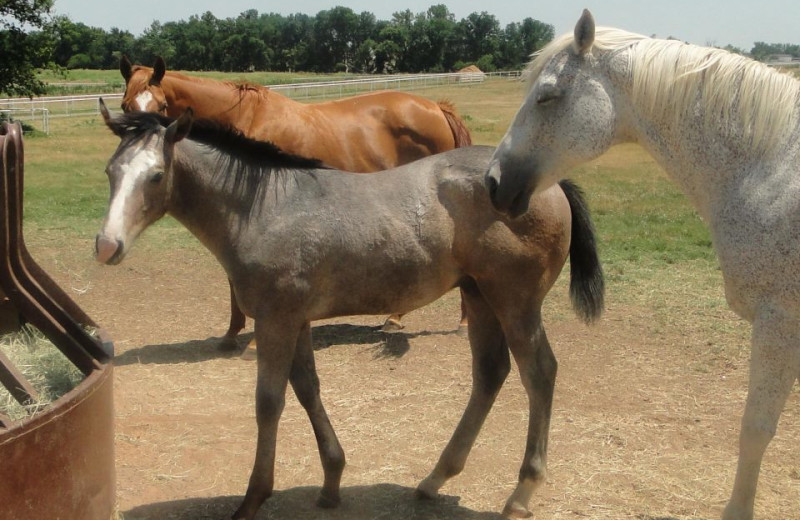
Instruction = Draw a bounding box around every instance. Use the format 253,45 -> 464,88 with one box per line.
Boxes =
560,179 -> 605,324
438,100 -> 473,148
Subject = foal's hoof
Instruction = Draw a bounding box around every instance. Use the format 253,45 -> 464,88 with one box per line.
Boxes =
502,502 -> 533,519
414,479 -> 440,501
382,319 -> 405,332
414,488 -> 437,501
456,323 -> 468,338
316,490 -> 341,509
239,344 -> 257,361
218,336 -> 240,351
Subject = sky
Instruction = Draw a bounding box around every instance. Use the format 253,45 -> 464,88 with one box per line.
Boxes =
52,0 -> 799,51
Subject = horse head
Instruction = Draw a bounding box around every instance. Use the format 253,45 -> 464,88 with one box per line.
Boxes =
486,9 -> 617,217
95,98 -> 193,264
120,55 -> 169,115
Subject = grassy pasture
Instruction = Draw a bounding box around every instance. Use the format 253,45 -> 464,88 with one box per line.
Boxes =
7,72 -> 774,519
8,76 -> 749,424
20,76 -> 747,354
36,68 -> 382,96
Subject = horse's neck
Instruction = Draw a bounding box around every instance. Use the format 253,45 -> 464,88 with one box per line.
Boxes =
166,143 -> 299,259
617,85 -> 788,221
162,75 -> 303,140
162,74 -> 253,127
622,113 -> 719,219
167,145 -> 247,255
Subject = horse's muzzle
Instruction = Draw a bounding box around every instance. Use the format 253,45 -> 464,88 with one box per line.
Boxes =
485,161 -> 532,219
95,235 -> 124,265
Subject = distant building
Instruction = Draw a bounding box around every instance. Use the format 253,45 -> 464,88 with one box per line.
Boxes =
765,54 -> 800,67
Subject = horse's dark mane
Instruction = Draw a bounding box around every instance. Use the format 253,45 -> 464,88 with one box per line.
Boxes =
108,111 -> 327,170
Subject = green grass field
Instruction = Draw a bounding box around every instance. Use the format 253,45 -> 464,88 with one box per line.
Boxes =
14,75 -> 748,358
36,68 -> 386,96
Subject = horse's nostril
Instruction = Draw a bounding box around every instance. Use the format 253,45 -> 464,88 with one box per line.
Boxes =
95,235 -> 123,264
486,174 -> 499,200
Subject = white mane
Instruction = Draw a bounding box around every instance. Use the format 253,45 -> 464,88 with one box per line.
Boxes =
525,27 -> 800,155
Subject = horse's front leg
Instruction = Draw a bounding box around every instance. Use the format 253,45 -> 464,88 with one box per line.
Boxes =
289,322 -> 346,507
722,305 -> 800,520
232,317 -> 301,520
503,316 -> 556,519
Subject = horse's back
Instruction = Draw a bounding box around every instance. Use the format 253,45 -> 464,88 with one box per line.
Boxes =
308,91 -> 464,169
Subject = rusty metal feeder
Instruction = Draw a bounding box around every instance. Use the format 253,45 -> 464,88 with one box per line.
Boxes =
0,121 -> 116,520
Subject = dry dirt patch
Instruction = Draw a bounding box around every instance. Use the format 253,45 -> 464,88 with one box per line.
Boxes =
29,231 -> 800,520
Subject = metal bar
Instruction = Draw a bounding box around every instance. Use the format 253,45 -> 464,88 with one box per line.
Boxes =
0,347 -> 38,405
0,122 -> 109,377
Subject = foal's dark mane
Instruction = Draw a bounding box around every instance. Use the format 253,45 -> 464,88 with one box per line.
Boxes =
108,111 -> 327,170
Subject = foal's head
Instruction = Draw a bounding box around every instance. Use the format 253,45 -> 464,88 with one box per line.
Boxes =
120,55 -> 169,115
95,99 -> 192,264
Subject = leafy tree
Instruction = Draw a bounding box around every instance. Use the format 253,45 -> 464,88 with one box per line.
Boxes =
1,5 -> 562,79
133,21 -> 176,65
50,17 -> 109,69
0,0 -> 55,96
101,28 -> 137,68
750,41 -> 800,61
165,12 -> 220,71
312,6 -> 360,72
274,14 -> 314,71
459,12 -> 500,66
497,18 -> 554,70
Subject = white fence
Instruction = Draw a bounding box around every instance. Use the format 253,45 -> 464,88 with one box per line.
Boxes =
0,71 -> 520,133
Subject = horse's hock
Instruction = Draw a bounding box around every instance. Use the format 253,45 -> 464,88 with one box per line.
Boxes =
0,122 -> 116,520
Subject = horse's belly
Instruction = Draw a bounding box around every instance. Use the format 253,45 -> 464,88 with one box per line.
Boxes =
309,266 -> 461,320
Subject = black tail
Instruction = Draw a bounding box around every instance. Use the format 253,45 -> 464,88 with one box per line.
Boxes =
559,179 -> 604,323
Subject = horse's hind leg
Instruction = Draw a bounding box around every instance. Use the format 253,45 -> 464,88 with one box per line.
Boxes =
220,279 -> 245,350
458,288 -> 469,335
416,282 -> 510,498
382,313 -> 406,331
502,314 -> 557,518
722,306 -> 800,520
289,322 -> 346,508
384,289 -> 469,334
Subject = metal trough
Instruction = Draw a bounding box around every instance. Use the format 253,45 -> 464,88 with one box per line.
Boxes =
0,121 -> 116,520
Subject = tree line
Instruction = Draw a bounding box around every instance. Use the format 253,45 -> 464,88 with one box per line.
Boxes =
3,2 -> 798,98
15,5 -> 553,83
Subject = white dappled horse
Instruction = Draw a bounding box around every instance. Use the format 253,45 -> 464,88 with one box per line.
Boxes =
485,9 -> 800,520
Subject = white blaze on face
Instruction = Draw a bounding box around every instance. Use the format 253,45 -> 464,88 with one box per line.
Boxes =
135,91 -> 154,111
102,145 -> 161,241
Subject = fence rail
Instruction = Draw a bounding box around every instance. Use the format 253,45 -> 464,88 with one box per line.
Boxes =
0,71 -> 520,133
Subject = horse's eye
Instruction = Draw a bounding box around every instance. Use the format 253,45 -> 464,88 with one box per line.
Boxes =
536,89 -> 561,105
150,172 -> 164,183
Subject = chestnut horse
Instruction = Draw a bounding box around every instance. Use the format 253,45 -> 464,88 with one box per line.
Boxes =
120,56 -> 473,348
96,104 -> 604,519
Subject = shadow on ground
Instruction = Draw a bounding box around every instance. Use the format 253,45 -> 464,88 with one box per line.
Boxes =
114,323 -> 463,366
122,483 -> 504,520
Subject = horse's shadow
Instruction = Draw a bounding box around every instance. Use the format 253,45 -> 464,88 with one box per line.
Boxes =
113,323 -> 462,367
122,484 -> 503,520
636,515 -> 703,520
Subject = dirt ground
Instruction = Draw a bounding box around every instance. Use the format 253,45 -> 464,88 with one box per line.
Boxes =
35,231 -> 800,520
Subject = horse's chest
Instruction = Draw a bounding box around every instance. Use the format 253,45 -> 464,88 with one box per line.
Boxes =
711,195 -> 800,321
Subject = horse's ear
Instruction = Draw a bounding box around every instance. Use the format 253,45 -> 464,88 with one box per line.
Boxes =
165,107 -> 193,144
573,9 -> 595,55
99,97 -> 113,127
120,55 -> 133,82
99,98 -> 123,137
152,56 -> 166,84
